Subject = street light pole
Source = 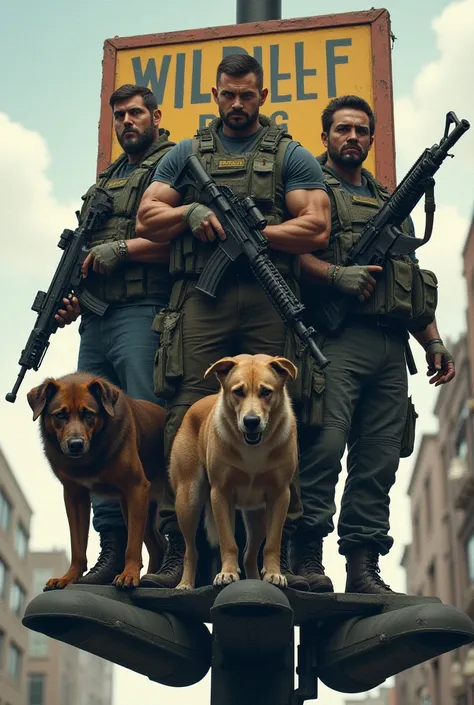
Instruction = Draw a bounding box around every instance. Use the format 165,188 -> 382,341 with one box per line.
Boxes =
236,0 -> 282,23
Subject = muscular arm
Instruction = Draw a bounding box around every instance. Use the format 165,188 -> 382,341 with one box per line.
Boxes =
264,188 -> 331,254
126,237 -> 170,263
136,182 -> 187,243
300,252 -> 331,284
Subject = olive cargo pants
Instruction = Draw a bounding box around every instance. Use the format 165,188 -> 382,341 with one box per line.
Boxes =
295,319 -> 408,556
156,275 -> 303,535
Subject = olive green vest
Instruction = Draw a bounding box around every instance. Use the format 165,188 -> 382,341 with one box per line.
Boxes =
316,161 -> 420,320
81,130 -> 175,304
169,116 -> 299,279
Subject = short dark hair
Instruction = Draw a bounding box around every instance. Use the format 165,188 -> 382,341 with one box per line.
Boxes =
322,95 -> 376,136
216,54 -> 264,91
109,84 -> 158,114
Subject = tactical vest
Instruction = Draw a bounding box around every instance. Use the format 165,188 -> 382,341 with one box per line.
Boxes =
80,130 -> 175,304
315,162 -> 434,323
169,116 -> 299,279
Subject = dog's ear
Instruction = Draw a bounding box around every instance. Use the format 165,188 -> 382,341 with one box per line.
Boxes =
87,378 -> 120,417
204,357 -> 237,381
269,357 -> 298,382
27,379 -> 60,421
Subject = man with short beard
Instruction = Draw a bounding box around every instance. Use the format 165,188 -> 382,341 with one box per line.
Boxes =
290,94 -> 455,594
55,84 -> 175,585
135,53 -> 331,590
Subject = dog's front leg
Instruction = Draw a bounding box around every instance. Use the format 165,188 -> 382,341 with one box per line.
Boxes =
261,486 -> 291,588
114,476 -> 151,589
44,483 -> 90,590
211,487 -> 240,586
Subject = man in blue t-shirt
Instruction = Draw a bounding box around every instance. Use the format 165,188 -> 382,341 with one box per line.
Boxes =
135,53 -> 331,590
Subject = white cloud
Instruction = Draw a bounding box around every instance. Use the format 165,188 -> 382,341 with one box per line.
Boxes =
394,0 -> 474,176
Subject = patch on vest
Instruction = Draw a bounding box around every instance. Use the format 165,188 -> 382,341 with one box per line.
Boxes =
350,196 -> 379,206
107,178 -> 129,189
217,158 -> 246,169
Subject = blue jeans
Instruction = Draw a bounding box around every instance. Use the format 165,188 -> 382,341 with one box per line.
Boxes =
77,303 -> 166,533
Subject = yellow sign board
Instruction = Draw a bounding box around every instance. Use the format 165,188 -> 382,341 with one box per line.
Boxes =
99,10 -> 394,186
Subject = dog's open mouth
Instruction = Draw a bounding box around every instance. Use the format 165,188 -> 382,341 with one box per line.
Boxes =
244,432 -> 262,446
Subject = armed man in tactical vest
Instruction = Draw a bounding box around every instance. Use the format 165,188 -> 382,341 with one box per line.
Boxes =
136,53 -> 331,590
55,84 -> 175,585
290,94 -> 455,594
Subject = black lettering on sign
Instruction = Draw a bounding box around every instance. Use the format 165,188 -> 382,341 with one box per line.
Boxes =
222,46 -> 263,66
270,45 -> 291,103
131,56 -> 171,104
326,39 -> 352,98
199,114 -> 217,129
175,53 -> 186,109
295,42 -> 317,101
191,50 -> 211,104
270,110 -> 289,132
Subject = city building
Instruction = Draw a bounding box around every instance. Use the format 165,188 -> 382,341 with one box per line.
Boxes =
27,551 -> 114,705
0,447 -> 32,705
395,208 -> 474,705
345,685 -> 397,705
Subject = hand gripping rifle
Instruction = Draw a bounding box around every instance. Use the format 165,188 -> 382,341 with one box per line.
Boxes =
173,156 -> 329,370
316,111 -> 470,336
6,187 -> 114,403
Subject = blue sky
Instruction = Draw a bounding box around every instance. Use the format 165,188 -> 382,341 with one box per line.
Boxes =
0,1 -> 473,704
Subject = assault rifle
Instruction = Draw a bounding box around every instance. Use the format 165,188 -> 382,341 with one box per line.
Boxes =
6,187 -> 113,403
315,111 -> 470,334
173,156 -> 329,369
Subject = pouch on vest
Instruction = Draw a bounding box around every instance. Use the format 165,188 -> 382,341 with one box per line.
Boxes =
152,309 -> 184,399
400,396 -> 418,458
384,258 -> 414,319
409,268 -> 438,332
285,330 -> 326,429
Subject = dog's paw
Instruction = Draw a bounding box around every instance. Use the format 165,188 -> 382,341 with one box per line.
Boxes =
262,572 -> 288,588
213,571 -> 240,587
43,577 -> 74,591
113,569 -> 140,589
176,582 -> 194,591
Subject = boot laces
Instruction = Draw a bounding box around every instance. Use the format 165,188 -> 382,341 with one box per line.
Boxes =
298,541 -> 325,574
159,535 -> 185,575
366,551 -> 391,589
87,532 -> 120,574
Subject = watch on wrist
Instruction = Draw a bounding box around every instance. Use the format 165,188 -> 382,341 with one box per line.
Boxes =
117,240 -> 128,260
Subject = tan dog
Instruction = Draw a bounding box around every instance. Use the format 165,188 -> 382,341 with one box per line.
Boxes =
27,372 -> 166,590
169,353 -> 298,590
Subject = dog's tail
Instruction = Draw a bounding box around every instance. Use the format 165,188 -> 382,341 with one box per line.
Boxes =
204,502 -> 219,547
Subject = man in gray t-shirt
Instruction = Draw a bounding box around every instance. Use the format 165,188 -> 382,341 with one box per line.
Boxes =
135,53 -> 331,591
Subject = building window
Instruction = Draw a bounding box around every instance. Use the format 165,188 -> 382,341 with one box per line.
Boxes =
0,556 -> 8,600
466,533 -> 474,583
424,476 -> 432,531
32,568 -> 52,597
28,631 -> 49,659
0,489 -> 12,533
6,642 -> 22,681
28,673 -> 45,705
9,580 -> 26,618
0,630 -> 4,669
14,523 -> 29,559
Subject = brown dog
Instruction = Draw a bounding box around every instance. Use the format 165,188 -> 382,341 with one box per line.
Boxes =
27,372 -> 166,590
169,353 -> 298,591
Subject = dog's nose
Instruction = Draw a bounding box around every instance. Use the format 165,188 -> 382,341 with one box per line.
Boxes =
243,415 -> 261,432
67,438 -> 85,454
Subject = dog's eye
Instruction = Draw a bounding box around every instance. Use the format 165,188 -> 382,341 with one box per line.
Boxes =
233,387 -> 245,398
54,411 -> 68,420
83,410 -> 95,420
260,388 -> 272,399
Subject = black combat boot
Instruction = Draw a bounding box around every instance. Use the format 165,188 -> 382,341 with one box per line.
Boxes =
279,536 -> 310,591
344,545 -> 402,594
77,528 -> 127,585
139,531 -> 185,588
290,536 -> 334,593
